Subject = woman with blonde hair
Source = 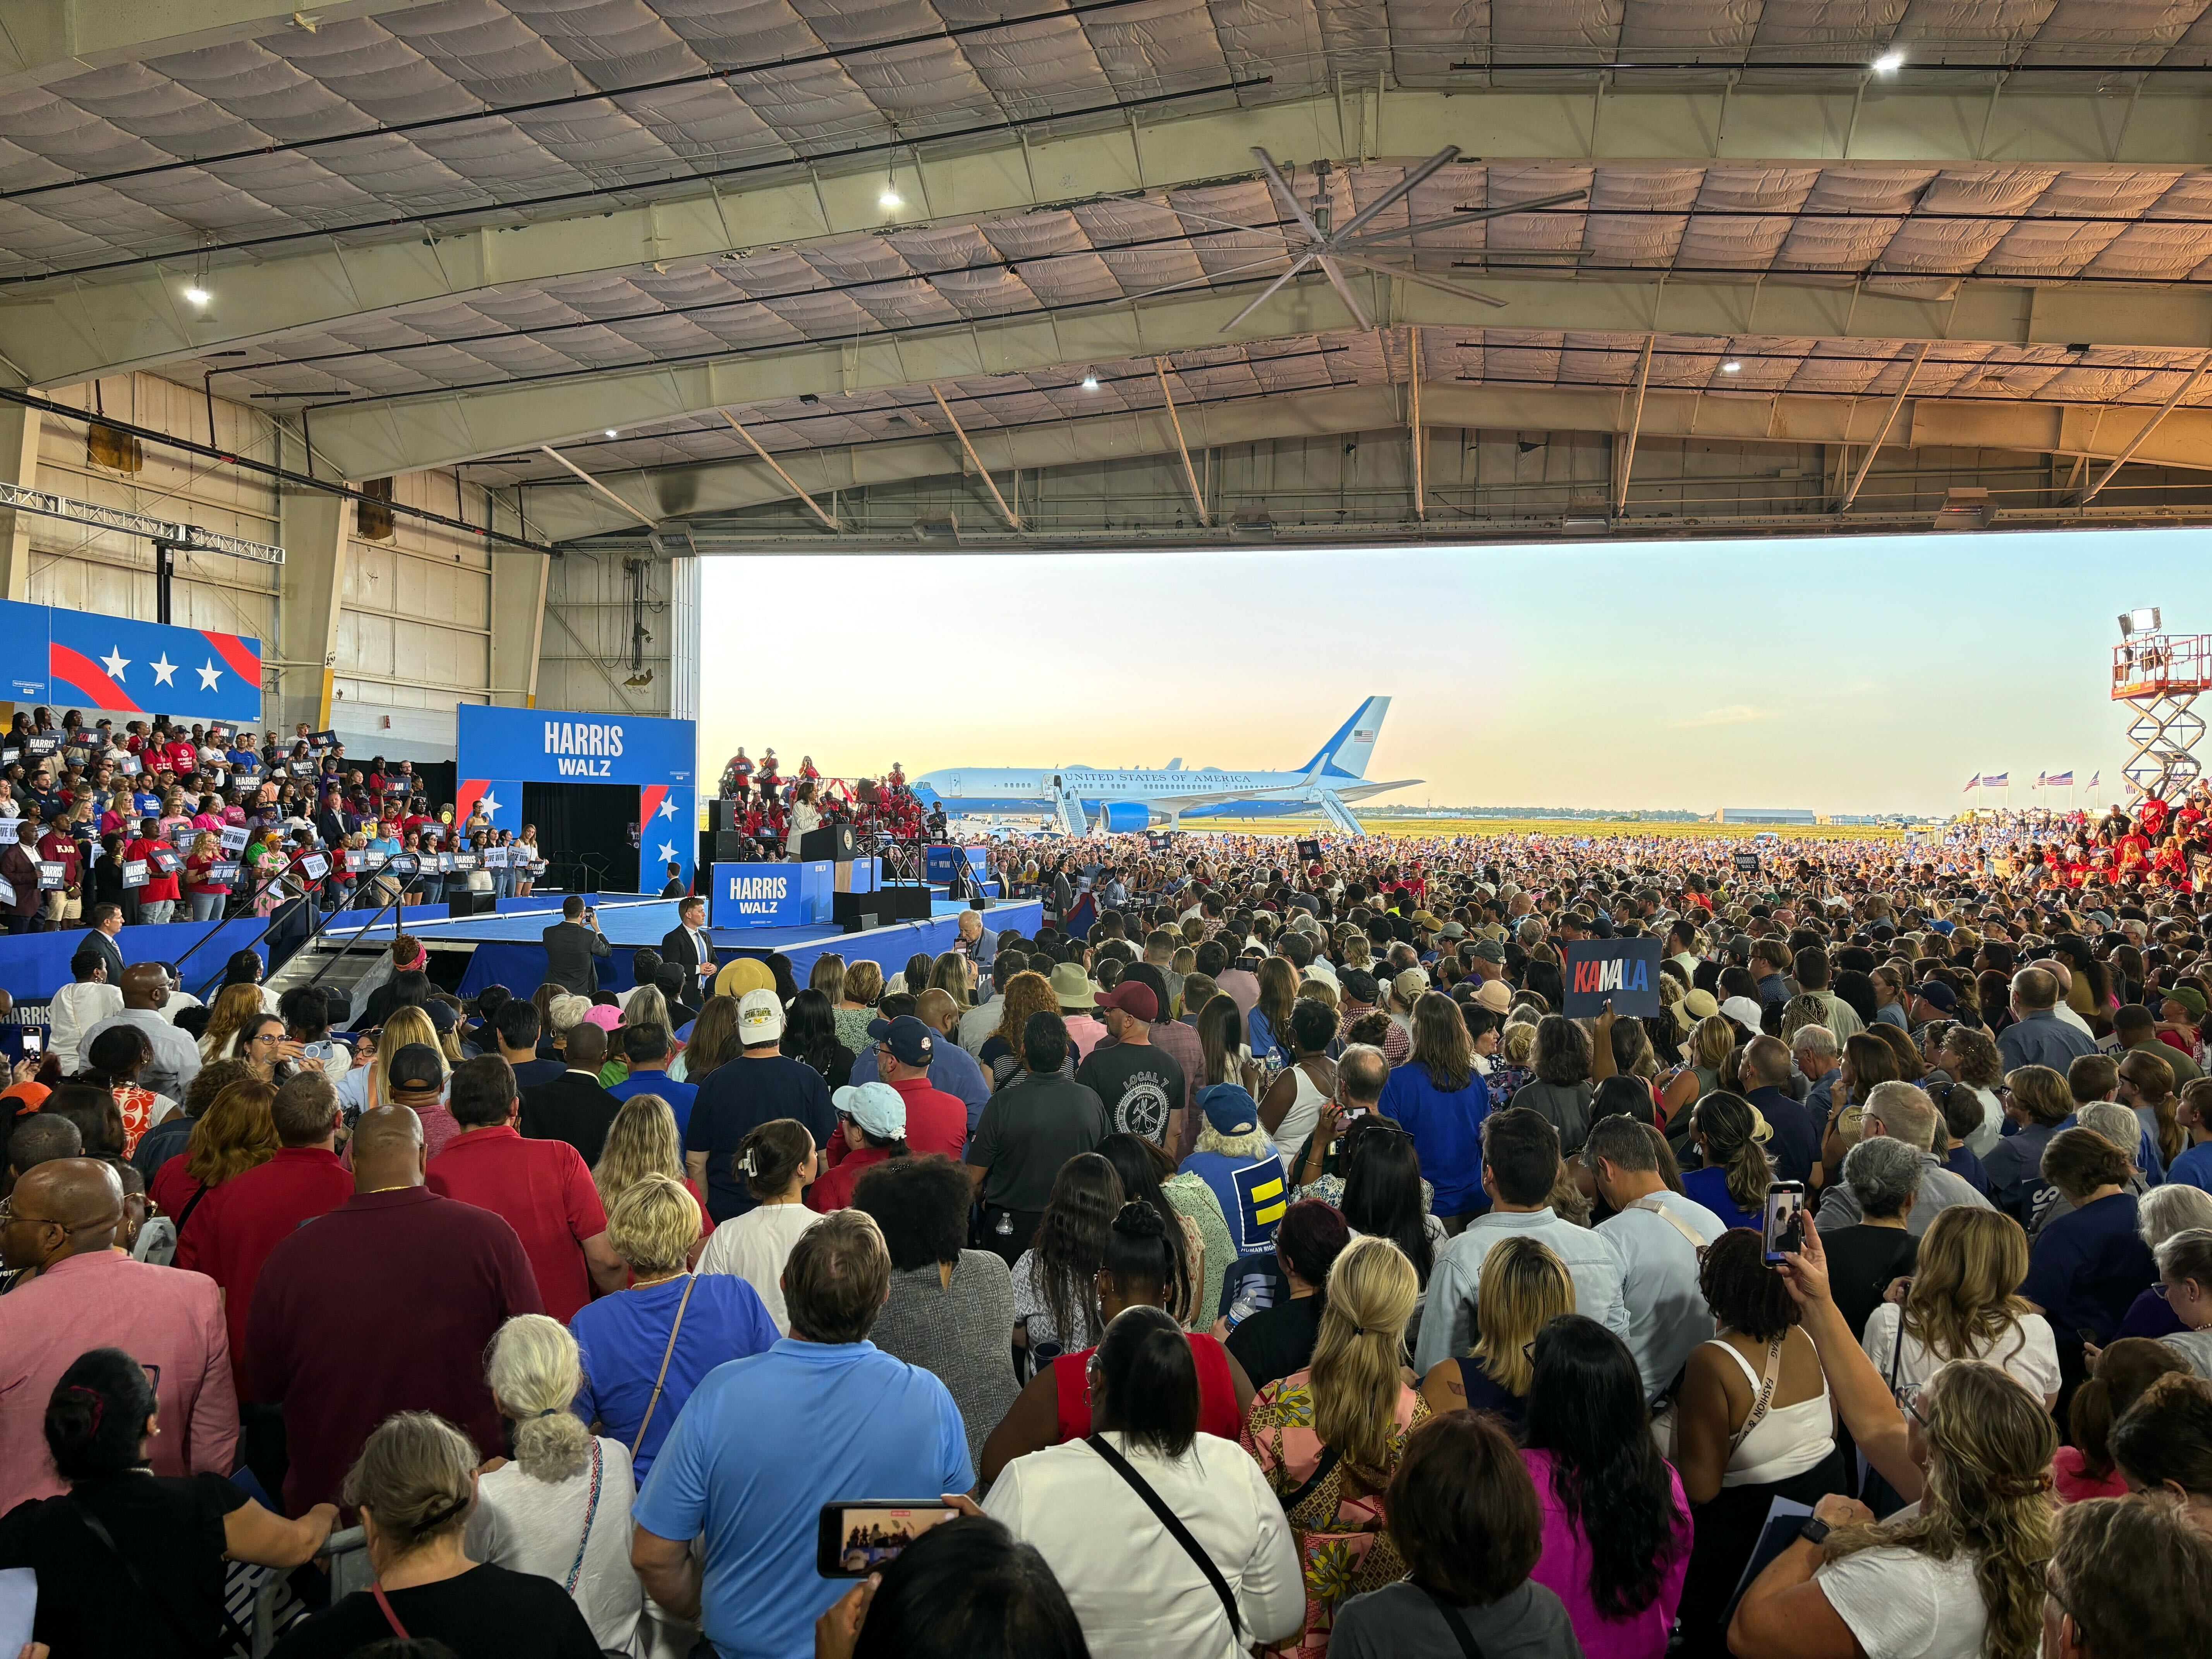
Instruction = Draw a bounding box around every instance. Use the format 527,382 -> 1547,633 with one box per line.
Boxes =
1242,1236 -> 1430,1654
198,981 -> 266,1062
150,1076 -> 279,1225
1661,1013 -> 1738,1126
1729,1361 -> 2058,1659
472,1315 -> 645,1652
337,1005 -> 446,1120
1417,1234 -> 1576,1432
834,960 -> 883,1052
927,949 -> 972,1009
265,1412 -> 599,1657
574,1175 -> 777,1482
1862,1207 -> 2059,1407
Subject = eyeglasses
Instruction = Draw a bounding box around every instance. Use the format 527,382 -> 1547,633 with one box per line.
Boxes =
0,1194 -> 61,1227
1899,1382 -> 1931,1428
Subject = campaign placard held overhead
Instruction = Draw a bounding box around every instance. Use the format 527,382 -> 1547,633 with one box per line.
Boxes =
1563,937 -> 1664,1019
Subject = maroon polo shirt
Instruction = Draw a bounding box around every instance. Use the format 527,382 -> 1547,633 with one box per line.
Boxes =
173,1146 -> 353,1395
245,1185 -> 541,1515
426,1125 -> 606,1323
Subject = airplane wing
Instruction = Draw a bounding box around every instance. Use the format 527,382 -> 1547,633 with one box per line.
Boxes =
1337,778 -> 1422,801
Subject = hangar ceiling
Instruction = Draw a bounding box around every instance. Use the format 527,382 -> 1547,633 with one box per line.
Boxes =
11,0 -> 2212,548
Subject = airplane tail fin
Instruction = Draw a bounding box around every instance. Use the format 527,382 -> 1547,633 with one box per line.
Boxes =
1297,697 -> 1391,780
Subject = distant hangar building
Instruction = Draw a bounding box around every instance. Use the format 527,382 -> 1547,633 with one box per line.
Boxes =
1713,808 -> 1817,825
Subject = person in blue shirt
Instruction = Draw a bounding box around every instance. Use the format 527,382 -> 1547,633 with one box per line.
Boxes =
630,1209 -> 972,1659
2022,1127 -> 2156,1355
2169,1078 -> 2212,1191
608,1020 -> 697,1134
1377,992 -> 1492,1224
1680,1092 -> 1772,1231
1177,1082 -> 1285,1256
570,1174 -> 777,1482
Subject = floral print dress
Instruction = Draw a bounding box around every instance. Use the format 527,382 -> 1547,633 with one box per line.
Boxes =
1240,1369 -> 1429,1654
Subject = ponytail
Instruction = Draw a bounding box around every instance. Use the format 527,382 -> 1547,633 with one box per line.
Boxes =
1697,1093 -> 1774,1211
1310,1237 -> 1419,1474
486,1315 -> 593,1483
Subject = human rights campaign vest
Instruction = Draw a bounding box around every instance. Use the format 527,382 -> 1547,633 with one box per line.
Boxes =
1183,1149 -> 1288,1254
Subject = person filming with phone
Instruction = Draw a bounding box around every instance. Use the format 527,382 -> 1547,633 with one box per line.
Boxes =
540,895 -> 611,997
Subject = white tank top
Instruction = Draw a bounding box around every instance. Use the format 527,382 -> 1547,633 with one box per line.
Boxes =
1706,1336 -> 1834,1487
1275,1063 -> 1331,1171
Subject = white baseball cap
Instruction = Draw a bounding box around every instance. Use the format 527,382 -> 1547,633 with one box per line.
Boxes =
737,988 -> 785,1045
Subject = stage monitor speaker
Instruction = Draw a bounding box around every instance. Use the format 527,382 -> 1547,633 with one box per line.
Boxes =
969,896 -> 995,910
448,893 -> 496,918
713,830 -> 752,862
833,891 -> 881,929
800,823 -> 856,861
879,882 -> 932,921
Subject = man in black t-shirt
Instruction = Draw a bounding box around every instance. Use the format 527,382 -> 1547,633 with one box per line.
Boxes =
967,1009 -> 1108,1261
1074,980 -> 1185,1150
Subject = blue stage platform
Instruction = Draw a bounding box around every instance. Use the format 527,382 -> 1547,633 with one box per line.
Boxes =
326,894 -> 1044,999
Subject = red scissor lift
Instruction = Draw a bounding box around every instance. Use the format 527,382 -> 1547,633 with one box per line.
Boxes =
2113,633 -> 2210,800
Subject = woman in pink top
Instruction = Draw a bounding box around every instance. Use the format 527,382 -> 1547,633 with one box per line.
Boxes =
1520,1316 -> 1693,1659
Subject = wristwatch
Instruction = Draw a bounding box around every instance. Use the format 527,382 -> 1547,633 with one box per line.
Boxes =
1798,1517 -> 1832,1547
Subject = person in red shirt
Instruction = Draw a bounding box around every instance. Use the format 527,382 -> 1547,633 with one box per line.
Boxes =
163,735 -> 197,776
124,816 -> 181,924
33,812 -> 79,928
863,1013 -> 966,1161
246,1104 -> 543,1512
426,1054 -> 622,1321
175,1072 -> 352,1392
808,1080 -> 910,1212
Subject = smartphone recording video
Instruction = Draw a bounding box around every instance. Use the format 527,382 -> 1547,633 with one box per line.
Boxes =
1762,1182 -> 1806,1264
815,1501 -> 958,1578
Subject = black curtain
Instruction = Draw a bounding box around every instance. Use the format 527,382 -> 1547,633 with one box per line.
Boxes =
522,781 -> 640,893
414,760 -> 457,806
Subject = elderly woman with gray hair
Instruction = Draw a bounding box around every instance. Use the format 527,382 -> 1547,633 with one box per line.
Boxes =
1816,1136 -> 1922,1340
267,1410 -> 603,1659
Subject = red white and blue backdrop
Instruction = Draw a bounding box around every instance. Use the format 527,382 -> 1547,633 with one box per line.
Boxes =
0,599 -> 263,722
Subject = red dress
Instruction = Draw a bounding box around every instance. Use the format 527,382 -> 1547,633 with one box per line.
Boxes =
1051,1334 -> 1240,1443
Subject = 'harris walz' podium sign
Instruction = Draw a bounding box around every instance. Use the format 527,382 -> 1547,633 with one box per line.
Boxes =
711,861 -> 834,927
1562,938 -> 1664,1019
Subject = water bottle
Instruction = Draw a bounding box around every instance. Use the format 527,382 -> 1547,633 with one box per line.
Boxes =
1226,1290 -> 1258,1330
994,1210 -> 1013,1238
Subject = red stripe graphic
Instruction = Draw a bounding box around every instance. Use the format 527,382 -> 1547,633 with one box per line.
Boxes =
48,642 -> 142,713
639,784 -> 668,833
199,629 -> 261,684
456,780 -> 488,822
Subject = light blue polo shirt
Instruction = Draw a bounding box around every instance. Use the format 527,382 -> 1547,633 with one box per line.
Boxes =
632,1336 -> 973,1659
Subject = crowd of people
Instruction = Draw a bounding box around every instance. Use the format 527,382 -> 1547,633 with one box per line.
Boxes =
0,704 -> 549,936
6,799 -> 2212,1659
714,749 -> 936,862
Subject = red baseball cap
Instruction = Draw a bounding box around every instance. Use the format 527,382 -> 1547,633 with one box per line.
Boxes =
1094,981 -> 1158,1022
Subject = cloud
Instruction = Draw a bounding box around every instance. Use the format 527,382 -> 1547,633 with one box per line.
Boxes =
1670,704 -> 1772,730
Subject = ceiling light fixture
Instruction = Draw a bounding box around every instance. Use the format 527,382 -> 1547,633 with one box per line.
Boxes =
1081,371 -> 1100,390
1872,50 -> 1904,73
1721,360 -> 1741,373
879,187 -> 902,210
183,285 -> 211,306
604,428 -> 618,438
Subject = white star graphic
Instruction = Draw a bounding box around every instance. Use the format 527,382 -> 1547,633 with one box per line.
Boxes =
149,654 -> 177,687
656,795 -> 679,821
477,790 -> 501,817
195,659 -> 222,691
656,842 -> 678,862
99,647 -> 129,680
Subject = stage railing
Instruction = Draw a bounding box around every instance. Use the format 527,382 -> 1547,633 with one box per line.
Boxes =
169,853 -> 420,996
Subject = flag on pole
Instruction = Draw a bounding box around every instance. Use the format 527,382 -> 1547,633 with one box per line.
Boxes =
2088,770 -> 2101,788
1964,775 -> 1981,792
2036,772 -> 2047,788
2047,771 -> 2074,787
1984,773 -> 2009,788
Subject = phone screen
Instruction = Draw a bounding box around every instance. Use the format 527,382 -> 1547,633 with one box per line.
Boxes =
19,1031 -> 40,1054
816,1501 -> 958,1578
1762,1182 -> 1805,1264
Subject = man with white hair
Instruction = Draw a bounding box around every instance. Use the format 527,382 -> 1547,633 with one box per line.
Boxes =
1815,1081 -> 1991,1236
1792,1024 -> 1843,1130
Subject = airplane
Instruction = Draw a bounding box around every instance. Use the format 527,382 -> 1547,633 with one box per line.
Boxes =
909,697 -> 1421,836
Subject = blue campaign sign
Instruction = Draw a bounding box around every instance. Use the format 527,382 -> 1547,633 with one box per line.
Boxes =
0,598 -> 263,720
712,862 -> 808,927
924,845 -> 987,885
456,704 -> 697,890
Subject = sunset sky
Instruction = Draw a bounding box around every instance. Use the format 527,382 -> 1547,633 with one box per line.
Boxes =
699,526 -> 2192,816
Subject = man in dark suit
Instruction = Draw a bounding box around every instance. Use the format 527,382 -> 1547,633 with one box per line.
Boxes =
313,789 -> 352,852
541,895 -> 610,995
659,894 -> 715,993
519,1020 -> 623,1165
79,903 -> 127,986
